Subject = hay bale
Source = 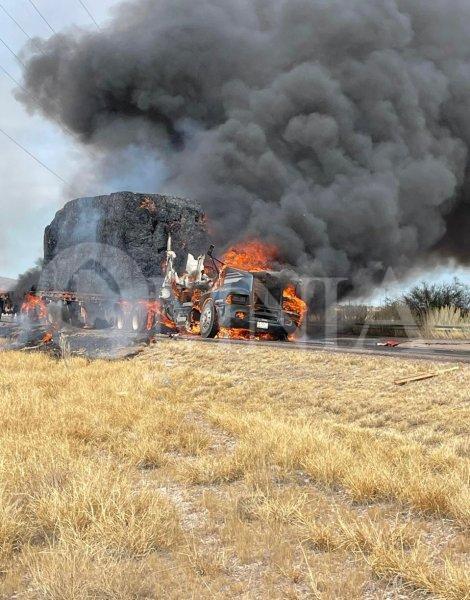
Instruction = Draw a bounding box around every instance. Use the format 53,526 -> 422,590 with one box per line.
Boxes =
42,192 -> 208,298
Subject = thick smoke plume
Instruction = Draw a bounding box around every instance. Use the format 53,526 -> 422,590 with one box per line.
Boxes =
18,0 -> 470,287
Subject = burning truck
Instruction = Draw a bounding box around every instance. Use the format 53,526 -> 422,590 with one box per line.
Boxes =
20,192 -> 307,340
158,238 -> 306,339
21,237 -> 307,340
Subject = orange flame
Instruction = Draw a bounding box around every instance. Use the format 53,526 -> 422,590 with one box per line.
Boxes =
218,327 -> 278,341
117,299 -> 176,331
222,240 -> 278,272
186,311 -> 201,335
283,285 -> 307,326
138,300 -> 177,331
21,293 -> 47,321
42,332 -> 53,344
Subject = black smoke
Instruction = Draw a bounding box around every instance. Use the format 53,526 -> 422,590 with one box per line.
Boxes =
18,0 -> 470,288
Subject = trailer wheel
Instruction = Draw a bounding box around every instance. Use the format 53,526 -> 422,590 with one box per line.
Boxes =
61,303 -> 72,324
68,301 -> 83,327
131,305 -> 147,332
47,302 -> 62,326
115,308 -> 127,331
200,299 -> 219,338
80,305 -> 89,327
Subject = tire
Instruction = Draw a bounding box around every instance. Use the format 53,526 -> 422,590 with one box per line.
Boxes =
131,305 -> 147,332
69,301 -> 84,327
115,308 -> 127,331
47,302 -> 61,326
200,299 -> 220,338
61,303 -> 72,324
81,303 -> 108,329
80,305 -> 89,327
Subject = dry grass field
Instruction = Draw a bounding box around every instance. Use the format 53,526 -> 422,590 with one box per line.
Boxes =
421,307 -> 470,340
0,340 -> 468,599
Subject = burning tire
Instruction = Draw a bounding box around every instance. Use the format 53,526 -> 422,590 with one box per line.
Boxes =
200,299 -> 219,338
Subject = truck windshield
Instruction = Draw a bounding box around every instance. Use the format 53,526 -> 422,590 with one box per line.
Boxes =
222,268 -> 253,294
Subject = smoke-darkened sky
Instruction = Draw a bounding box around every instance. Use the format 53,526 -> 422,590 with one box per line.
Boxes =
0,0 -> 162,279
1,0 -> 470,292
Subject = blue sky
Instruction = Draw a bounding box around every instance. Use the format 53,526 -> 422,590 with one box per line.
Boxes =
0,0 -> 468,298
0,0 -> 124,279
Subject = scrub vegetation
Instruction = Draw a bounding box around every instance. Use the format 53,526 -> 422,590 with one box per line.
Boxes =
0,341 -> 468,598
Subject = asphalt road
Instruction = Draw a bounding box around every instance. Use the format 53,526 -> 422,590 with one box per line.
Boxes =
173,333 -> 470,363
1,318 -> 469,363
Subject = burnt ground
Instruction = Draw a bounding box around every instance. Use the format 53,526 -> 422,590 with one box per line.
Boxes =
0,318 -> 151,360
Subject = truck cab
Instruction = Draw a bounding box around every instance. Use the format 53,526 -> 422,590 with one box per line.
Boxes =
163,259 -> 303,339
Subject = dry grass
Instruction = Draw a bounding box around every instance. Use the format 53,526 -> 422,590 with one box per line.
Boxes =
0,341 -> 468,598
421,307 -> 470,340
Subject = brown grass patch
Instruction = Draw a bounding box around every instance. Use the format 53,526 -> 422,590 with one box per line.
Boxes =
0,341 -> 468,598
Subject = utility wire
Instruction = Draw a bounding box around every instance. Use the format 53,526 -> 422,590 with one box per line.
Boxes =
0,6 -> 68,185
0,125 -> 68,183
77,0 -> 100,30
0,48 -> 75,137
0,35 -> 26,67
0,3 -> 45,54
26,0 -> 55,34
0,63 -> 75,137
1,3 -> 33,40
0,61 -> 44,111
0,62 -> 29,92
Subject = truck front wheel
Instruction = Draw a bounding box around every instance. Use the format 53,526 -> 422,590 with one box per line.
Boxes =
200,299 -> 220,338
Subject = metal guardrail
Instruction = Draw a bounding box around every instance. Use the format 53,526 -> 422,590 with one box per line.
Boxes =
308,321 -> 470,336
434,324 -> 470,330
357,322 -> 470,331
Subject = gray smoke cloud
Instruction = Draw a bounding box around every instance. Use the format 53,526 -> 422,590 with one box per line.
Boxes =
17,0 -> 470,289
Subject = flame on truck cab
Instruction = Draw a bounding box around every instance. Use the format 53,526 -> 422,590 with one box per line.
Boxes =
160,237 -> 307,340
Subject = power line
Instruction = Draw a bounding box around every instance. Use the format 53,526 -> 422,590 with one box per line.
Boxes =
0,3 -> 45,54
0,61 -> 45,111
0,62 -> 29,92
0,54 -> 75,137
0,63 -> 75,137
1,3 -> 32,40
0,35 -> 26,67
26,0 -> 55,35
77,0 -> 100,30
0,65 -> 75,137
0,125 -> 67,183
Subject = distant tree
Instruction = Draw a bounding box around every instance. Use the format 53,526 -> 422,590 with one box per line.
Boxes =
402,279 -> 470,317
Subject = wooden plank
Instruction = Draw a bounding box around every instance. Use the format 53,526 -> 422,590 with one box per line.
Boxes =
394,366 -> 459,386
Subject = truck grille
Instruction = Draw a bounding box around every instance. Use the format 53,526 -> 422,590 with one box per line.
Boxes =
254,307 -> 280,322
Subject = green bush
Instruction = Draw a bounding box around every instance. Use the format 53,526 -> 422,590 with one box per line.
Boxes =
402,279 -> 470,318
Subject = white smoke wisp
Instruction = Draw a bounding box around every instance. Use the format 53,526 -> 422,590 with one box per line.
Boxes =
18,0 -> 470,290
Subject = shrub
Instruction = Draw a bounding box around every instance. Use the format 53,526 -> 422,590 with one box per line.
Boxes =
402,279 -> 470,318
